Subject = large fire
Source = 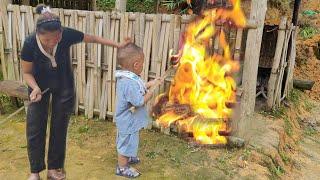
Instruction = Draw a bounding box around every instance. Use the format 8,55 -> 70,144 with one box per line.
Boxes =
155,0 -> 246,144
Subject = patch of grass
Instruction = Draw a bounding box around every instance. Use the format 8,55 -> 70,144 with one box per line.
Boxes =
0,93 -> 11,105
284,117 -> 293,137
288,89 -> 302,107
274,166 -> 285,176
146,151 -> 158,159
242,148 -> 252,161
215,151 -> 235,176
299,26 -> 319,39
304,100 -> 315,112
279,151 -> 290,164
260,106 -> 286,119
78,125 -> 90,134
304,126 -> 317,136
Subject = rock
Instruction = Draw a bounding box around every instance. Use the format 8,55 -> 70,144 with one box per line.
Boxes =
227,136 -> 245,148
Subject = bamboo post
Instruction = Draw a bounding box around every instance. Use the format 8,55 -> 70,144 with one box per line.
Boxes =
11,5 -> 20,81
139,13 -> 145,50
99,11 -> 111,120
173,15 -> 181,54
240,0 -> 268,117
274,24 -> 293,106
26,6 -> 34,34
7,10 -> 15,80
150,14 -> 161,73
107,13 -> 115,115
142,18 -> 153,82
91,0 -> 97,11
267,17 -> 287,109
0,16 -> 7,80
97,16 -> 103,109
88,13 -> 95,118
234,28 -> 243,85
134,12 -> 141,47
76,12 -> 83,108
286,26 -> 299,93
112,14 -> 120,117
1,3 -> 12,80
115,0 -> 127,12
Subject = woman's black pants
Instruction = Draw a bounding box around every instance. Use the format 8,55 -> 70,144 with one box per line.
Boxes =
26,88 -> 75,173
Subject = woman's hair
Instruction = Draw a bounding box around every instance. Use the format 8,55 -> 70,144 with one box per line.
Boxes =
35,4 -> 62,34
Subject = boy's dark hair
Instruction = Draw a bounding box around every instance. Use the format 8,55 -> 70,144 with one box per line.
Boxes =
35,4 -> 62,34
117,43 -> 143,69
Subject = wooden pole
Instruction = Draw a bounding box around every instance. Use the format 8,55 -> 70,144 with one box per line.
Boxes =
275,24 -> 292,106
0,13 -> 8,80
91,0 -> 97,11
21,0 -> 30,5
267,17 -> 287,109
292,0 -> 301,25
240,0 -> 268,117
286,26 -> 299,92
115,0 -> 127,12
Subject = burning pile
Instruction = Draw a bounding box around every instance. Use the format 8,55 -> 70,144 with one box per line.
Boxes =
153,0 -> 246,145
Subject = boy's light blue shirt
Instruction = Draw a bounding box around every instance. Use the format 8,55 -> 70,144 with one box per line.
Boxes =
115,77 -> 149,134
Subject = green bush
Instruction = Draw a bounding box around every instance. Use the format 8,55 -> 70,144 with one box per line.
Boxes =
127,0 -> 156,13
97,0 -> 156,13
299,26 -> 319,39
97,0 -> 116,11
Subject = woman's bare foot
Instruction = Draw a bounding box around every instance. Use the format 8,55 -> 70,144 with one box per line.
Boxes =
28,173 -> 40,180
47,169 -> 66,180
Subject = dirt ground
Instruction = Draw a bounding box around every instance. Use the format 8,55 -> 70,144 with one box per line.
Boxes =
294,0 -> 320,100
0,90 -> 319,180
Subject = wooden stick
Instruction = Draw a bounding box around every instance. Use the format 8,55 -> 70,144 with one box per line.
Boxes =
0,88 -> 50,125
283,26 -> 299,98
275,24 -> 293,106
267,17 -> 287,109
129,62 -> 176,113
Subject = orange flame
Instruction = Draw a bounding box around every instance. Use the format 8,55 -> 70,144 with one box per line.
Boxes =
156,0 -> 246,144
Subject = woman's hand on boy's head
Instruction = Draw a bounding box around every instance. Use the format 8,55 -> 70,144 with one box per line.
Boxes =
117,37 -> 132,48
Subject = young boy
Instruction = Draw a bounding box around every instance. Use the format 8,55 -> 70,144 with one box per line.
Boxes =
114,43 -> 161,178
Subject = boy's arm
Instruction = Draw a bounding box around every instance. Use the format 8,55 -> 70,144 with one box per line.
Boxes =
126,80 -> 153,107
145,78 -> 163,89
143,90 -> 153,104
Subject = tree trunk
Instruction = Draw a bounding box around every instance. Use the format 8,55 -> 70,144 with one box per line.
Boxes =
115,0 -> 127,12
21,0 -> 30,5
92,0 -> 97,11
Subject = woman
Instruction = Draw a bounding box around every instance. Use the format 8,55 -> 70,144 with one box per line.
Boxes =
21,4 -> 130,180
